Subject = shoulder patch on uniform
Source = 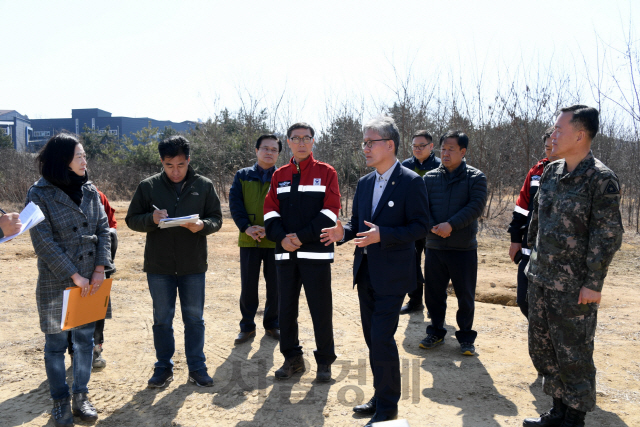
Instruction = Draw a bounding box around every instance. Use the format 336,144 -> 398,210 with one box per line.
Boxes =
278,181 -> 291,187
602,179 -> 620,195
313,178 -> 321,185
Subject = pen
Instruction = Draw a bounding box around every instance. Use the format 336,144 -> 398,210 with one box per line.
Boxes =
0,207 -> 6,215
152,205 -> 160,211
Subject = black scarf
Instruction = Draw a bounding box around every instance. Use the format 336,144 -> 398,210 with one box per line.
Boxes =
57,171 -> 88,206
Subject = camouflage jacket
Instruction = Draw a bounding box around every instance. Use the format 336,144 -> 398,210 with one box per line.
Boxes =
525,151 -> 623,293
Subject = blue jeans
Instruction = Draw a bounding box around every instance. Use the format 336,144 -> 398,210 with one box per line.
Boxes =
45,322 -> 95,400
147,273 -> 206,372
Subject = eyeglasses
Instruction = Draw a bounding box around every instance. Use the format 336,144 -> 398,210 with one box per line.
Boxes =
289,136 -> 313,144
361,139 -> 389,149
259,147 -> 279,153
412,144 -> 429,150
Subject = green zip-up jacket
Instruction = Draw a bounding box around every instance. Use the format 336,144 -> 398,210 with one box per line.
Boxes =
229,163 -> 276,248
125,166 -> 222,275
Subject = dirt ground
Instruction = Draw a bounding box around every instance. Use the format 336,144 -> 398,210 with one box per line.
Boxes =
0,201 -> 638,427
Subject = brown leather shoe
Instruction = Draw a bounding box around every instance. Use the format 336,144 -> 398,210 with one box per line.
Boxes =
275,355 -> 305,379
234,330 -> 256,345
265,328 -> 280,340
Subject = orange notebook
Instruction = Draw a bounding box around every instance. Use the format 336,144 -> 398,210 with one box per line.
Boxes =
60,278 -> 112,331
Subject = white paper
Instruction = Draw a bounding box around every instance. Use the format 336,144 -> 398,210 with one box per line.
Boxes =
158,214 -> 200,229
61,289 -> 71,330
0,202 -> 46,243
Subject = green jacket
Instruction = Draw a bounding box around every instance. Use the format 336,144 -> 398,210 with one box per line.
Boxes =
125,166 -> 223,275
229,163 -> 276,248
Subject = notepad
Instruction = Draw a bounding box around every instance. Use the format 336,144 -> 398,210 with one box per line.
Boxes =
60,278 -> 112,330
158,214 -> 199,229
0,202 -> 45,243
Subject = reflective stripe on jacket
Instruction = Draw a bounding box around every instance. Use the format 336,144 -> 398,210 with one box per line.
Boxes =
264,153 -> 340,263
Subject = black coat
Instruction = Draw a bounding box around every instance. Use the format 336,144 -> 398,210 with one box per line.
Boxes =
342,163 -> 430,295
424,161 -> 487,251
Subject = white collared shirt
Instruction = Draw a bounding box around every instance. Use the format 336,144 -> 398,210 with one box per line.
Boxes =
340,160 -> 399,246
372,160 -> 399,214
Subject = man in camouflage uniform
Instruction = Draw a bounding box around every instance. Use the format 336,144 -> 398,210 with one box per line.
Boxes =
523,105 -> 623,427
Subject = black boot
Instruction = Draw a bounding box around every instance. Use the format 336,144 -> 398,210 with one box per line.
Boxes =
523,398 -> 567,426
559,407 -> 586,427
72,392 -> 98,421
274,355 -> 305,379
51,396 -> 73,426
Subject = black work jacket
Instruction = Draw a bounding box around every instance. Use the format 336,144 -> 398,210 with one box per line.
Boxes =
125,166 -> 223,275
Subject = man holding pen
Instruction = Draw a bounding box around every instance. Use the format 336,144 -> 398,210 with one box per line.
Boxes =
126,136 -> 223,389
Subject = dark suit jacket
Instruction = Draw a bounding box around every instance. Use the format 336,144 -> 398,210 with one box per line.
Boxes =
341,163 -> 430,295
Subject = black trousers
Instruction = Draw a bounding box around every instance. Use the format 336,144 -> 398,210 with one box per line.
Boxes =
406,238 -> 426,305
356,256 -> 404,416
239,247 -> 278,332
517,254 -> 530,319
276,262 -> 336,365
424,248 -> 478,343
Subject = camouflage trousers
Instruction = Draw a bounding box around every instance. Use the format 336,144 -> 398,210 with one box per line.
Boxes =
528,281 -> 598,412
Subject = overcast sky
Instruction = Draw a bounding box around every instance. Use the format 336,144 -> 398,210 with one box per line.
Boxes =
2,0 -> 637,125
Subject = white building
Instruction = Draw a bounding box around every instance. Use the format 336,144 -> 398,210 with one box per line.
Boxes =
0,110 -> 32,152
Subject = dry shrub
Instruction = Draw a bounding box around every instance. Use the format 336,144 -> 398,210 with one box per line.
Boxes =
88,160 -> 159,200
0,149 -> 159,205
0,149 -> 39,206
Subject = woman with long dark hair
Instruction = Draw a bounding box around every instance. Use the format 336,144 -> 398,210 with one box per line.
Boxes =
27,133 -> 112,426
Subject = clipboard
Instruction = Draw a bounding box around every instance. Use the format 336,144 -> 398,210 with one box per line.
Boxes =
61,278 -> 112,330
158,214 -> 199,229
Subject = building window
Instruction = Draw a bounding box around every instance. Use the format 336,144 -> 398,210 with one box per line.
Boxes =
34,131 -> 51,137
75,119 -> 79,134
98,129 -> 106,135
109,129 -> 118,135
92,118 -> 95,130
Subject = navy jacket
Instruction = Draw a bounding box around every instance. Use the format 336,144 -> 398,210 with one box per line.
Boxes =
424,161 -> 487,251
401,152 -> 441,177
341,163 -> 430,295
